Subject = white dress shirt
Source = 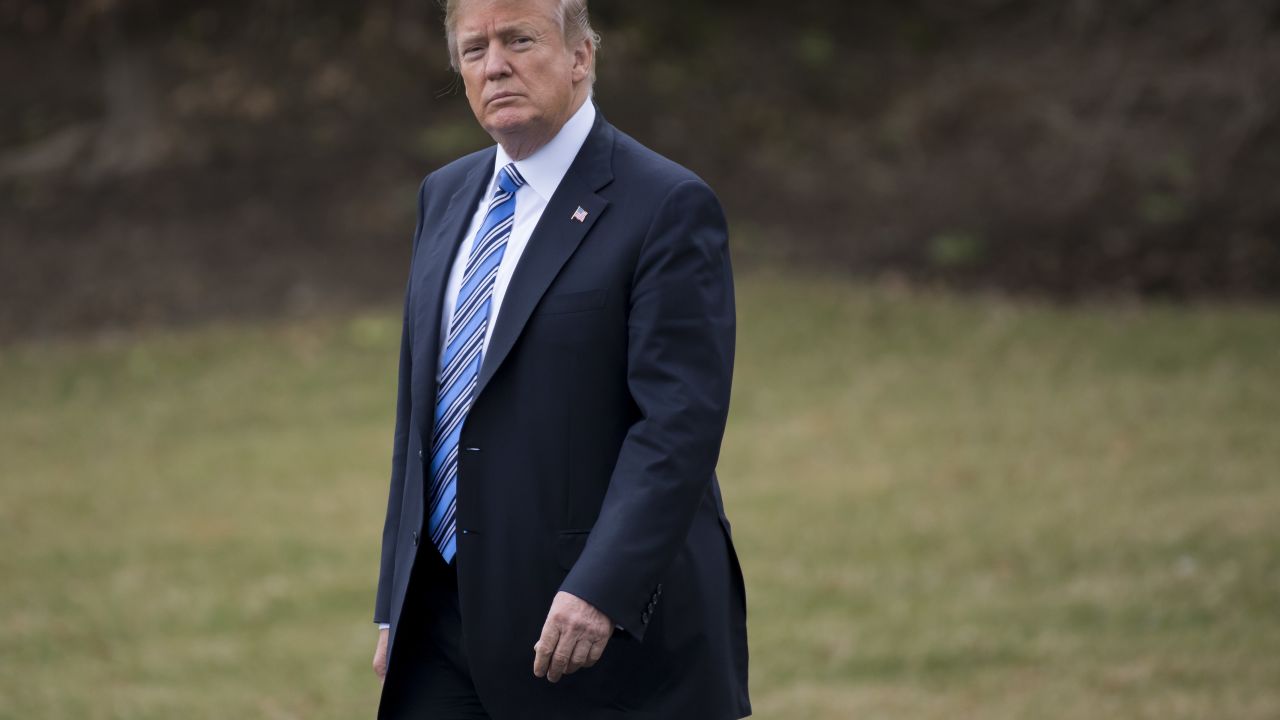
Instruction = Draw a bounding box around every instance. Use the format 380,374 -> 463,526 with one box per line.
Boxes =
378,99 -> 596,632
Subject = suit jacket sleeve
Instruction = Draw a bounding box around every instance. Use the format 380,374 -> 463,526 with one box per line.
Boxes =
373,175 -> 429,625
558,178 -> 736,639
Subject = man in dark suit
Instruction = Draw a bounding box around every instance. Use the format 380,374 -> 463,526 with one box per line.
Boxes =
371,1 -> 749,717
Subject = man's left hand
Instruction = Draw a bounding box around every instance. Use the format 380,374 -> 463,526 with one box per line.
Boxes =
533,591 -> 613,682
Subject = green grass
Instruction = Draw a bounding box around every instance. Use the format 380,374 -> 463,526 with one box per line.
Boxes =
3,272 -> 1279,719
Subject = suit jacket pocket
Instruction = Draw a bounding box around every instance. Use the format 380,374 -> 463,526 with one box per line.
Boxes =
536,289 -> 607,315
555,529 -> 591,570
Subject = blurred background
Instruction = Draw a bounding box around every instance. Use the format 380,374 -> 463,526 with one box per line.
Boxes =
2,1 -> 1279,718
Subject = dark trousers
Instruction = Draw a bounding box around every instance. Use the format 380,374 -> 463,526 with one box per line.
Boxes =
378,550 -> 491,719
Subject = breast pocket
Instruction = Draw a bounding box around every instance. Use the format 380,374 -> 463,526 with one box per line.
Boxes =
535,289 -> 607,315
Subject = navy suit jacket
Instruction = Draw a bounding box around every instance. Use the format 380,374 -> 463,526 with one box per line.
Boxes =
375,111 -> 750,719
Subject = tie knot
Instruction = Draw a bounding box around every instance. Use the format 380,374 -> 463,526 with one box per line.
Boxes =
497,163 -> 525,194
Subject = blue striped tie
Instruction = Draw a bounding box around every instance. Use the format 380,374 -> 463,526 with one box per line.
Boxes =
427,163 -> 525,563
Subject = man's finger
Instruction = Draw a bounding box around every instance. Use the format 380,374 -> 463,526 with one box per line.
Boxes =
533,622 -> 561,678
547,631 -> 576,682
566,637 -> 592,674
584,634 -> 608,667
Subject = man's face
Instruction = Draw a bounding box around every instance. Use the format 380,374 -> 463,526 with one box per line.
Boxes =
454,0 -> 590,150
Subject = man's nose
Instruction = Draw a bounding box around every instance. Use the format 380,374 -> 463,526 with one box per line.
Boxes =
484,42 -> 512,80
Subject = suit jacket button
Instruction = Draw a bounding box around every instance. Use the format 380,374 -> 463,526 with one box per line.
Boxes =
412,531 -> 419,546
418,450 -> 424,460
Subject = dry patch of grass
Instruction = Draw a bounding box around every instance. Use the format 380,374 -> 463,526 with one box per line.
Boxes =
2,273 -> 1278,718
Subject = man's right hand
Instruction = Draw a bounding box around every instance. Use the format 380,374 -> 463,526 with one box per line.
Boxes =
372,628 -> 390,685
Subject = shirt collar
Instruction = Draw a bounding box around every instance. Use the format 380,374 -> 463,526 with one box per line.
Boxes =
493,99 -> 596,202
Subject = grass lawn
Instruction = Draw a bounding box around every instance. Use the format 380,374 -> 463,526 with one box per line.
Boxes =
2,272 -> 1279,719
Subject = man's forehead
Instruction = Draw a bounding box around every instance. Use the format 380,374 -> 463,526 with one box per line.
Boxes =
455,0 -> 560,30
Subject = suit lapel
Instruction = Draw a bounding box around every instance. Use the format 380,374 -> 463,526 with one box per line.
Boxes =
474,117 -> 616,401
412,150 -> 494,444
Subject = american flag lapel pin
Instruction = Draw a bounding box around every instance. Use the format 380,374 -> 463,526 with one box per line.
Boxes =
571,206 -> 588,223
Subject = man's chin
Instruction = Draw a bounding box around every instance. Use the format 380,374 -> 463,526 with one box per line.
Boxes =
483,110 -> 541,141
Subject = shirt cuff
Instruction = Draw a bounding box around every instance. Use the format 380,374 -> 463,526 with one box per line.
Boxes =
377,623 -> 390,630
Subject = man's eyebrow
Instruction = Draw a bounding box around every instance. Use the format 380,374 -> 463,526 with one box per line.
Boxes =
458,21 -> 543,44
495,21 -> 543,38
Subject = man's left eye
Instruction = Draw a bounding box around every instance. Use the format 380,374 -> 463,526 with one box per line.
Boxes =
513,37 -> 532,47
